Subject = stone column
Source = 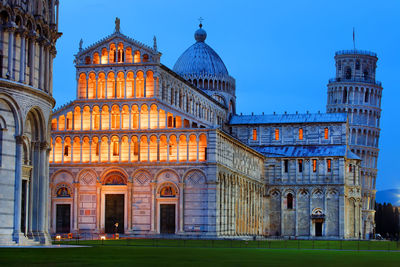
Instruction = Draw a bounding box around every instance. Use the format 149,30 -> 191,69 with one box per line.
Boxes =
127,181 -> 132,232
143,74 -> 147,97
12,136 -> 24,243
73,183 -> 79,232
19,32 -> 26,83
150,182 -> 157,232
6,25 -> 16,80
178,182 -> 184,233
96,182 -> 101,232
28,33 -> 36,86
38,142 -> 48,242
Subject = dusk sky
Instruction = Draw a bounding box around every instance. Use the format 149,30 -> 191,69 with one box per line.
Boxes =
53,0 -> 399,191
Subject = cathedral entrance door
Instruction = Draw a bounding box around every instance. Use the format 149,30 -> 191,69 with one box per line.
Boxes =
160,204 -> 175,234
105,194 -> 124,234
56,204 -> 70,233
315,222 -> 323,237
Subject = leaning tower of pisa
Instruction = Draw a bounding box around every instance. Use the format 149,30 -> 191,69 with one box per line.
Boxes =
326,50 -> 383,239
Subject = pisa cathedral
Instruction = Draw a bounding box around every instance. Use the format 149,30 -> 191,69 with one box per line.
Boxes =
0,2 -> 382,245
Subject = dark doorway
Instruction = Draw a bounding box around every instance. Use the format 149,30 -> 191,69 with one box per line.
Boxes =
160,204 -> 175,234
56,204 -> 71,233
315,222 -> 323,237
105,194 -> 124,234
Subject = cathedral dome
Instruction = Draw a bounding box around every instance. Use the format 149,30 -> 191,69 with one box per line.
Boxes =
173,25 -> 229,79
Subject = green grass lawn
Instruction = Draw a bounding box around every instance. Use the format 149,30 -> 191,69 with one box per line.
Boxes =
0,240 -> 399,266
0,245 -> 399,267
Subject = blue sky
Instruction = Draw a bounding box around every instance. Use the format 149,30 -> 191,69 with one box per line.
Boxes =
53,0 -> 399,191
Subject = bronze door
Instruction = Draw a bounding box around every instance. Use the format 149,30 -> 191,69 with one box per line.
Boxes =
56,204 -> 71,233
105,194 -> 124,234
160,204 -> 175,234
315,222 -> 323,236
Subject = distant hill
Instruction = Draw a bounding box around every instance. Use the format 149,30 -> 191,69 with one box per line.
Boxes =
376,189 -> 400,206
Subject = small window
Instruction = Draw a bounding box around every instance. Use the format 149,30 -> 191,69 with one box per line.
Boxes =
324,128 -> 329,139
113,141 -> 119,156
298,159 -> 303,173
345,67 -> 352,79
365,90 -> 369,103
275,128 -> 280,140
284,159 -> 288,173
355,60 -> 360,70
312,159 -> 317,172
287,193 -> 293,209
95,143 -> 99,156
342,88 -> 347,103
299,128 -> 303,140
327,159 -> 331,172
349,164 -> 352,172
252,128 -> 257,141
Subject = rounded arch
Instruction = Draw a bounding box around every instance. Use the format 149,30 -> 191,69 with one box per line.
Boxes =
183,169 -> 206,185
0,93 -> 22,135
50,169 -> 75,184
100,167 -> 129,183
154,168 -> 180,183
25,106 -> 46,141
101,169 -> 128,185
157,181 -> 179,196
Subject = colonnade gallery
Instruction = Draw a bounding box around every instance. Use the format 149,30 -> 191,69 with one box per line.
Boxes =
49,19 -> 370,239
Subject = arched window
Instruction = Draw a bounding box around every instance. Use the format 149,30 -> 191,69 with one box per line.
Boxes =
140,104 -> 148,129
109,43 -> 116,63
58,115 -> 65,131
146,71 -> 154,97
63,137 -> 71,163
82,137 -> 90,163
110,136 -> 119,162
363,69 -> 369,80
121,105 -> 129,129
91,137 -> 99,163
85,56 -> 91,65
117,43 -> 124,63
159,109 -> 166,129
51,119 -> 57,131
134,50 -> 141,63
74,106 -> 81,130
178,135 -> 187,161
130,136 -> 139,162
150,104 -> 158,129
78,73 -> 87,99
136,71 -> 144,97
82,106 -> 91,130
121,136 -> 129,162
126,47 -> 133,63
111,105 -> 120,129
199,134 -> 207,161
73,137 -> 81,163
66,112 -> 73,130
159,135 -> 168,162
287,193 -> 293,209
54,137 -> 62,163
299,128 -> 303,140
126,72 -> 134,98
97,73 -> 106,99
93,52 -> 100,64
116,72 -> 124,98
189,135 -> 197,161
107,72 -> 115,98
169,135 -> 177,162
88,73 -> 96,99
131,105 -> 139,129
101,48 -> 108,64
365,89 -> 369,103
101,136 -> 108,162
324,127 -> 329,139
143,54 -> 149,62
149,136 -> 157,162
140,136 -> 148,162
92,106 -> 100,130
101,106 -> 109,130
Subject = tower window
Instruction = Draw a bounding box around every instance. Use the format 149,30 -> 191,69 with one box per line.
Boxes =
327,159 -> 331,172
342,88 -> 347,103
284,159 -> 288,173
312,159 -> 317,172
298,159 -> 303,173
252,128 -> 257,141
287,193 -> 293,209
349,164 -> 352,172
365,90 -> 369,103
299,128 -> 303,140
275,128 -> 280,140
355,60 -> 360,70
324,128 -> 329,139
345,67 -> 352,79
363,70 -> 369,80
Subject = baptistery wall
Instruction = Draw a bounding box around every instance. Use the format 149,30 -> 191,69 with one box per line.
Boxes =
0,0 -> 61,245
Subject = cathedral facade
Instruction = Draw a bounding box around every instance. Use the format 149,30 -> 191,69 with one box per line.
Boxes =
48,20 -> 382,239
0,1 -> 61,245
